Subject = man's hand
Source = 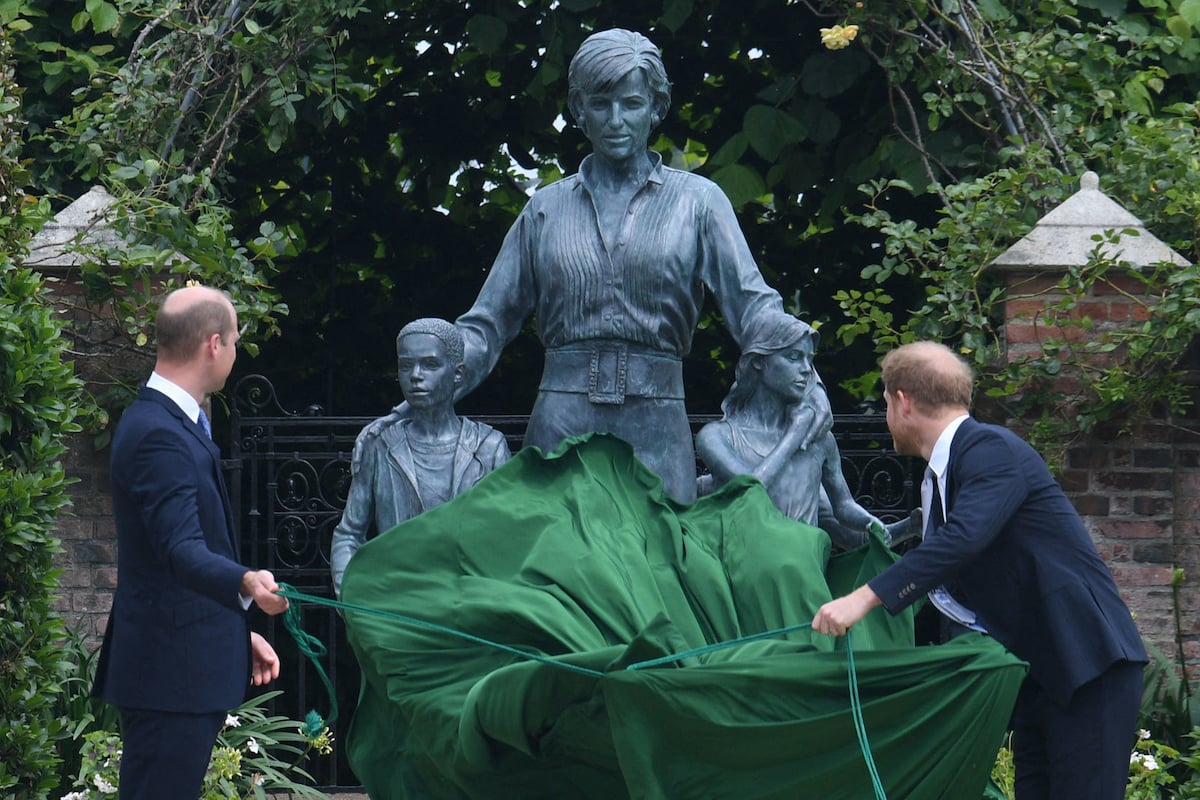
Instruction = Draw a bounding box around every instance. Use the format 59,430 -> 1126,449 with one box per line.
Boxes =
241,569 -> 289,616
249,632 -> 281,686
812,584 -> 882,636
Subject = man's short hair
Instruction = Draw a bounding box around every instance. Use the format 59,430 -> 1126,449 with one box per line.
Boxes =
155,289 -> 233,360
396,318 -> 464,366
567,29 -> 672,127
881,341 -> 974,410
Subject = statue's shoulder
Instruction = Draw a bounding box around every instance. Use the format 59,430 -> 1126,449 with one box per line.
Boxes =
460,416 -> 511,459
526,174 -> 579,206
356,408 -> 406,445
459,415 -> 503,443
660,163 -> 716,190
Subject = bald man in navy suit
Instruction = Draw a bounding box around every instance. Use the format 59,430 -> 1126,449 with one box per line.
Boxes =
93,285 -> 290,799
814,341 -> 1147,800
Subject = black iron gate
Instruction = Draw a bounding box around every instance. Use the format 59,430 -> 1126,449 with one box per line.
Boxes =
224,373 -> 919,791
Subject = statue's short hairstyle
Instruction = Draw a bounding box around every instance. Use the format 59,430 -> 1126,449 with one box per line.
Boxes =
155,287 -> 234,360
881,341 -> 974,410
722,315 -> 817,417
396,318 -> 464,366
567,29 -> 672,128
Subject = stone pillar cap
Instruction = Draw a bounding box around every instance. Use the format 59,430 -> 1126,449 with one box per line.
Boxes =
990,171 -> 1189,271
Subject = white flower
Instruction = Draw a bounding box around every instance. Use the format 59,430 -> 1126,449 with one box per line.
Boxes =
1139,728 -> 1151,741
1130,751 -> 1160,770
253,773 -> 265,786
92,773 -> 119,794
225,714 -> 241,728
246,736 -> 260,754
60,792 -> 89,800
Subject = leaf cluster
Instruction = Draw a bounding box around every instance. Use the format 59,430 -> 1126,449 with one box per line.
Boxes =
0,30 -> 93,797
59,691 -> 332,799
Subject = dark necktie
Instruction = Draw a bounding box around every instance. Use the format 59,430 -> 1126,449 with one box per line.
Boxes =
923,467 -> 985,631
928,471 -> 944,528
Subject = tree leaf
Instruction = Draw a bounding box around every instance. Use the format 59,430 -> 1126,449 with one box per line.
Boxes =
86,0 -> 120,34
1180,0 -> 1200,28
799,50 -> 870,99
661,0 -> 694,33
709,132 -> 748,167
743,104 -> 806,161
710,164 -> 766,209
1167,14 -> 1192,39
467,14 -> 507,56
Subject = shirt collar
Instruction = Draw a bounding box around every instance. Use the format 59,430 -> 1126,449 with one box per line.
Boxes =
927,413 -> 970,480
574,150 -> 665,194
147,371 -> 202,424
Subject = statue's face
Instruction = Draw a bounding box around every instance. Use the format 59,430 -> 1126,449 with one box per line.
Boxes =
579,69 -> 655,165
397,333 -> 461,410
758,338 -> 814,403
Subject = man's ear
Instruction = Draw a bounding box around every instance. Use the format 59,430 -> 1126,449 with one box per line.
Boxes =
454,363 -> 466,385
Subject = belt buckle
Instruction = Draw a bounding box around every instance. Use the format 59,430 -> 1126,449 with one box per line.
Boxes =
588,343 -> 628,405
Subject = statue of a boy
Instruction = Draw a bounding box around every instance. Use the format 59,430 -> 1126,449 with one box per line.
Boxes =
330,319 -> 511,597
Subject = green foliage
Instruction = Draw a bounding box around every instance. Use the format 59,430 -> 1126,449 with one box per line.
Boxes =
47,629 -> 120,795
58,691 -> 334,799
0,27 -> 92,798
6,0 -> 373,422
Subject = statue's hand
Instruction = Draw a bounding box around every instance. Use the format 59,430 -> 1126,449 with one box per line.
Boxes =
359,402 -> 410,439
867,516 -> 889,546
798,384 -> 834,451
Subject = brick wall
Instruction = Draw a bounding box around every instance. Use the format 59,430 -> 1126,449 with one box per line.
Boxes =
53,431 -> 116,643
999,264 -> 1198,665
1066,423 -> 1194,662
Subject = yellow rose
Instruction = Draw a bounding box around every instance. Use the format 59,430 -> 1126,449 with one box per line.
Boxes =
819,24 -> 859,50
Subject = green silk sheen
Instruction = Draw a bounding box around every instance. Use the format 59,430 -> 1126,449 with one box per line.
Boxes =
341,433 -> 1026,799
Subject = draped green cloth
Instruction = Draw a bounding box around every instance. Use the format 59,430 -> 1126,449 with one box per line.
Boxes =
341,434 -> 1026,800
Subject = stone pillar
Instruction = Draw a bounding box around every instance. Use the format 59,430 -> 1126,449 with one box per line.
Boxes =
990,171 -> 1195,664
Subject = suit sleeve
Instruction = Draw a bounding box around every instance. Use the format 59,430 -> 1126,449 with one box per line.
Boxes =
129,426 -> 247,608
869,427 -> 1030,613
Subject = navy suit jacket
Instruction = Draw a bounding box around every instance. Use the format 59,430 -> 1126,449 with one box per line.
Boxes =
870,418 -> 1146,704
94,385 -> 251,714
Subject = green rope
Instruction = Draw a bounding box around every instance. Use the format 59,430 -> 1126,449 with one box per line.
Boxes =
274,584 -> 887,800
279,586 -> 341,727
278,583 -> 605,679
846,629 -> 887,799
623,621 -> 816,670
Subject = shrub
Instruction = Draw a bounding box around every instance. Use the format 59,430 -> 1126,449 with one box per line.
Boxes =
0,30 -> 91,798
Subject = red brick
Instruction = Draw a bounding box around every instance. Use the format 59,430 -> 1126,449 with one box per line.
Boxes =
1004,322 -> 1041,344
1006,299 -> 1052,319
1094,518 -> 1172,539
1071,494 -> 1110,516
1109,564 -> 1176,586
1006,273 -> 1067,294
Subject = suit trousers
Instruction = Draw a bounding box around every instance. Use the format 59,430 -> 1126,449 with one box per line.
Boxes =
118,706 -> 226,799
1011,659 -> 1143,800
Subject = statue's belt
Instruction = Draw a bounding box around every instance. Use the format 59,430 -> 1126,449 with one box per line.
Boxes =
540,343 -> 685,405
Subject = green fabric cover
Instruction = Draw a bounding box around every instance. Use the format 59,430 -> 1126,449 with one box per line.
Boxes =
341,433 -> 1027,799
